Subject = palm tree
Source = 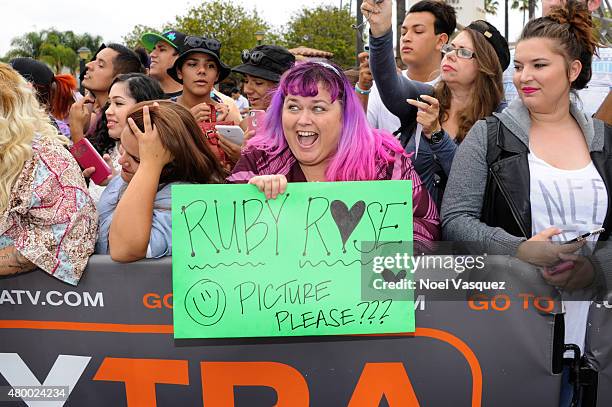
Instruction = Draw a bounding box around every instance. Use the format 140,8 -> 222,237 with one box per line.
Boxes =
38,32 -> 78,73
528,0 -> 536,20
5,31 -> 45,60
4,29 -> 102,73
60,31 -> 103,55
512,0 -> 538,26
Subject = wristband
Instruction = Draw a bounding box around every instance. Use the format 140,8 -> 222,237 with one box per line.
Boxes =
355,83 -> 371,95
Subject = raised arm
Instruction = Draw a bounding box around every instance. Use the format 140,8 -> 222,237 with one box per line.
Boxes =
363,0 -> 432,124
109,106 -> 172,262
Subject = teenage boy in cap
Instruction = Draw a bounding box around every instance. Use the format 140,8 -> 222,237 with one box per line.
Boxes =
141,30 -> 185,98
168,35 -> 241,125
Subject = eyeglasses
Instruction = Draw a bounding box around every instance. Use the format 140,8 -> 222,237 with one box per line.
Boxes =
441,44 -> 475,60
184,36 -> 221,52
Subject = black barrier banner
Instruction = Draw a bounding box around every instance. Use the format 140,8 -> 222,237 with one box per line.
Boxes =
0,256 -> 610,406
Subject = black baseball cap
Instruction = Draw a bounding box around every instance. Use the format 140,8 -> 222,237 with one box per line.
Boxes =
10,57 -> 54,86
232,45 -> 295,82
466,20 -> 511,71
167,36 -> 231,84
141,30 -> 186,52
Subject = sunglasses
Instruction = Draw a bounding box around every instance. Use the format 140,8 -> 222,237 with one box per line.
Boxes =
441,44 -> 476,60
184,36 -> 221,52
241,50 -> 266,64
241,49 -> 287,71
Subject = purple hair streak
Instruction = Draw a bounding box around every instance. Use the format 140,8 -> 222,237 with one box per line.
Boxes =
247,61 -> 405,181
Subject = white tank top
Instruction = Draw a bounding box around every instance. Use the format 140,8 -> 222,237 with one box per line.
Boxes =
529,151 -> 608,354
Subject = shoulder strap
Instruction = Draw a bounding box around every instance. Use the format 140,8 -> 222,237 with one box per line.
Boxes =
485,116 -> 502,166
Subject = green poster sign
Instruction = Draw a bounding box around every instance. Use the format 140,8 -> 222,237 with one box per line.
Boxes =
171,181 -> 415,338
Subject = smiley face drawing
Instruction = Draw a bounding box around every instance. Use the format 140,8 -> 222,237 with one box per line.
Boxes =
184,279 -> 226,326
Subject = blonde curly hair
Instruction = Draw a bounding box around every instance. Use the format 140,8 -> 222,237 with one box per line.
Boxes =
0,63 -> 67,213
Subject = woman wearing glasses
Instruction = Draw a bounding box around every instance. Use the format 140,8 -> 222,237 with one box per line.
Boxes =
363,0 -> 509,208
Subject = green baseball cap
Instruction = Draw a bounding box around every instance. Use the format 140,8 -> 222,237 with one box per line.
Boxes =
140,30 -> 186,52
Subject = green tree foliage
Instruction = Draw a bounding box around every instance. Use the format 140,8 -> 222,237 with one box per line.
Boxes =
174,0 -> 268,67
4,29 -> 102,73
485,0 -> 500,15
123,24 -> 170,49
284,5 -> 355,68
38,32 -> 78,73
5,31 -> 46,60
121,2 -> 358,69
62,32 -> 104,55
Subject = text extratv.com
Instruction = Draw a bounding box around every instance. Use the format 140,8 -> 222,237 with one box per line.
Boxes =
0,289 -> 104,307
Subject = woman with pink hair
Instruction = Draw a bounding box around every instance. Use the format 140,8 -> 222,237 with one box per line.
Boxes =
229,61 -> 439,243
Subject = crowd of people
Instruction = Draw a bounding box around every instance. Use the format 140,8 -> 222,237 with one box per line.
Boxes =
0,0 -> 609,404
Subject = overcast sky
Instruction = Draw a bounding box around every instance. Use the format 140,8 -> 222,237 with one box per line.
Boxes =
1,0 -> 528,56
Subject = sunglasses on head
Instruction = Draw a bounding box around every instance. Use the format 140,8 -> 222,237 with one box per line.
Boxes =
184,36 -> 221,52
241,49 -> 288,71
241,49 -> 266,64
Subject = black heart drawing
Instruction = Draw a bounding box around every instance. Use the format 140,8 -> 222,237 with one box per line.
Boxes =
382,269 -> 407,283
330,200 -> 366,252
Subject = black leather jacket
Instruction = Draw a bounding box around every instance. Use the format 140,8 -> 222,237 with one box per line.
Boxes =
479,117 -> 612,241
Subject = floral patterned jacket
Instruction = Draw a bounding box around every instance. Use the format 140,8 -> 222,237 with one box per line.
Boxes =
0,136 -> 98,285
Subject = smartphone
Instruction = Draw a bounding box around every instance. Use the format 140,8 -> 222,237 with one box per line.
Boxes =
247,110 -> 266,132
564,228 -> 605,244
69,138 -> 112,185
215,125 -> 245,145
417,95 -> 430,105
210,92 -> 223,104
72,91 -> 82,103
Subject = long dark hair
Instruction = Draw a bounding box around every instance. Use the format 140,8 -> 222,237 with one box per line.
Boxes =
89,73 -> 164,154
127,101 -> 228,185
435,28 -> 504,143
